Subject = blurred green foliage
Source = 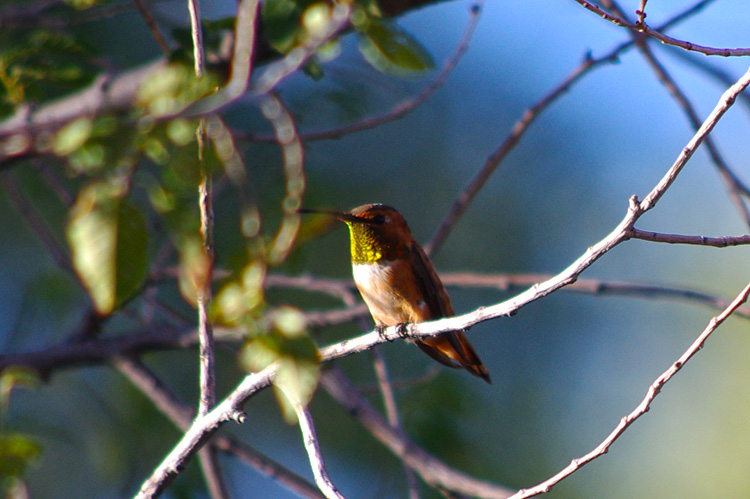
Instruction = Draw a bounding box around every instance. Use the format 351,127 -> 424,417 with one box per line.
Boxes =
0,28 -> 97,117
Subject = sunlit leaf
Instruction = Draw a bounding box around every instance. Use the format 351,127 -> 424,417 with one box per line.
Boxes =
53,117 -> 93,157
274,355 -> 319,423
137,63 -> 218,117
213,260 -> 266,325
67,183 -> 149,314
261,0 -> 305,54
0,367 -> 39,409
358,19 -> 435,76
62,0 -> 106,10
240,307 -> 319,423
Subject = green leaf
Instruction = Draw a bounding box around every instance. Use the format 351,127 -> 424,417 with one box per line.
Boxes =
53,117 -> 93,156
358,19 -> 435,76
274,354 -> 319,423
66,182 -> 149,315
115,200 -> 149,308
240,307 -> 320,423
261,0 -> 305,54
0,432 -> 42,480
137,63 -> 219,117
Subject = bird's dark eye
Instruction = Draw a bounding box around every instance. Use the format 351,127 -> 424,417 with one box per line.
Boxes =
371,214 -> 386,224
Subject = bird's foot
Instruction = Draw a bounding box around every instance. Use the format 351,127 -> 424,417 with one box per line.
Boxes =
395,322 -> 409,339
375,325 -> 392,342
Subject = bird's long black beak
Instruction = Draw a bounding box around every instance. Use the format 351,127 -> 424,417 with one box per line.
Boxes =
297,208 -> 360,223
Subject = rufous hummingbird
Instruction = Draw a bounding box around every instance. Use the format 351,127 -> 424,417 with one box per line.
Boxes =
300,203 -> 491,383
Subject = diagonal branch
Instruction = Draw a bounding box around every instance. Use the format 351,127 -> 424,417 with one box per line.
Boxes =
601,0 -> 750,226
573,0 -> 750,56
325,62 -> 750,356
114,356 -> 324,499
511,279 -> 750,498
424,0 -> 718,256
295,403 -> 346,499
320,368 -> 514,498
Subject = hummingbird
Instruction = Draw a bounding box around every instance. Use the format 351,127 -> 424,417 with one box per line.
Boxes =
300,203 -> 491,383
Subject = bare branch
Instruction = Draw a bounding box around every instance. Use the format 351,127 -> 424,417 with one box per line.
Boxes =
114,357 -> 324,499
370,348 -> 421,499
511,280 -> 750,498
247,1 -> 484,143
8,267 -> 750,376
635,0 -> 648,25
133,0 -> 170,56
320,368 -> 514,498
295,403 -> 346,499
574,0 -> 750,56
1,171 -> 73,274
134,368 -> 274,498
326,63 -> 750,356
190,2 -> 222,494
424,0 -> 721,256
188,0 -> 206,77
601,0 -> 750,225
627,229 -> 750,247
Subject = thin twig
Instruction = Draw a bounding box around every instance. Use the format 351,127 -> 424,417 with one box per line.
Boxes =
1,171 -> 72,273
320,368 -> 513,499
511,280 -> 750,498
133,0 -> 171,56
197,136 -> 217,418
190,0 -> 216,422
190,1 -> 222,493
371,349 -> 421,499
323,63 -> 750,358
601,0 -> 750,225
295,404 -> 346,499
628,228 -> 750,247
114,356 -> 325,499
574,0 -> 750,56
187,0 -> 205,77
635,0 -> 648,25
424,0 -> 721,256
244,1 -> 484,144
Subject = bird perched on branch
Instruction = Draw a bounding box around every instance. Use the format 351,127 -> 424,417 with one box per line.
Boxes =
300,203 -> 491,383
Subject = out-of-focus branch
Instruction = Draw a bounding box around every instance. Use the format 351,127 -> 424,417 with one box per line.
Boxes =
601,0 -> 750,226
320,368 -> 514,499
424,0 -> 720,256
7,267 -> 750,376
133,0 -> 170,56
511,280 -> 750,498
371,348 -> 421,499
242,1 -> 484,144
1,171 -> 72,273
0,0 -> 438,160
